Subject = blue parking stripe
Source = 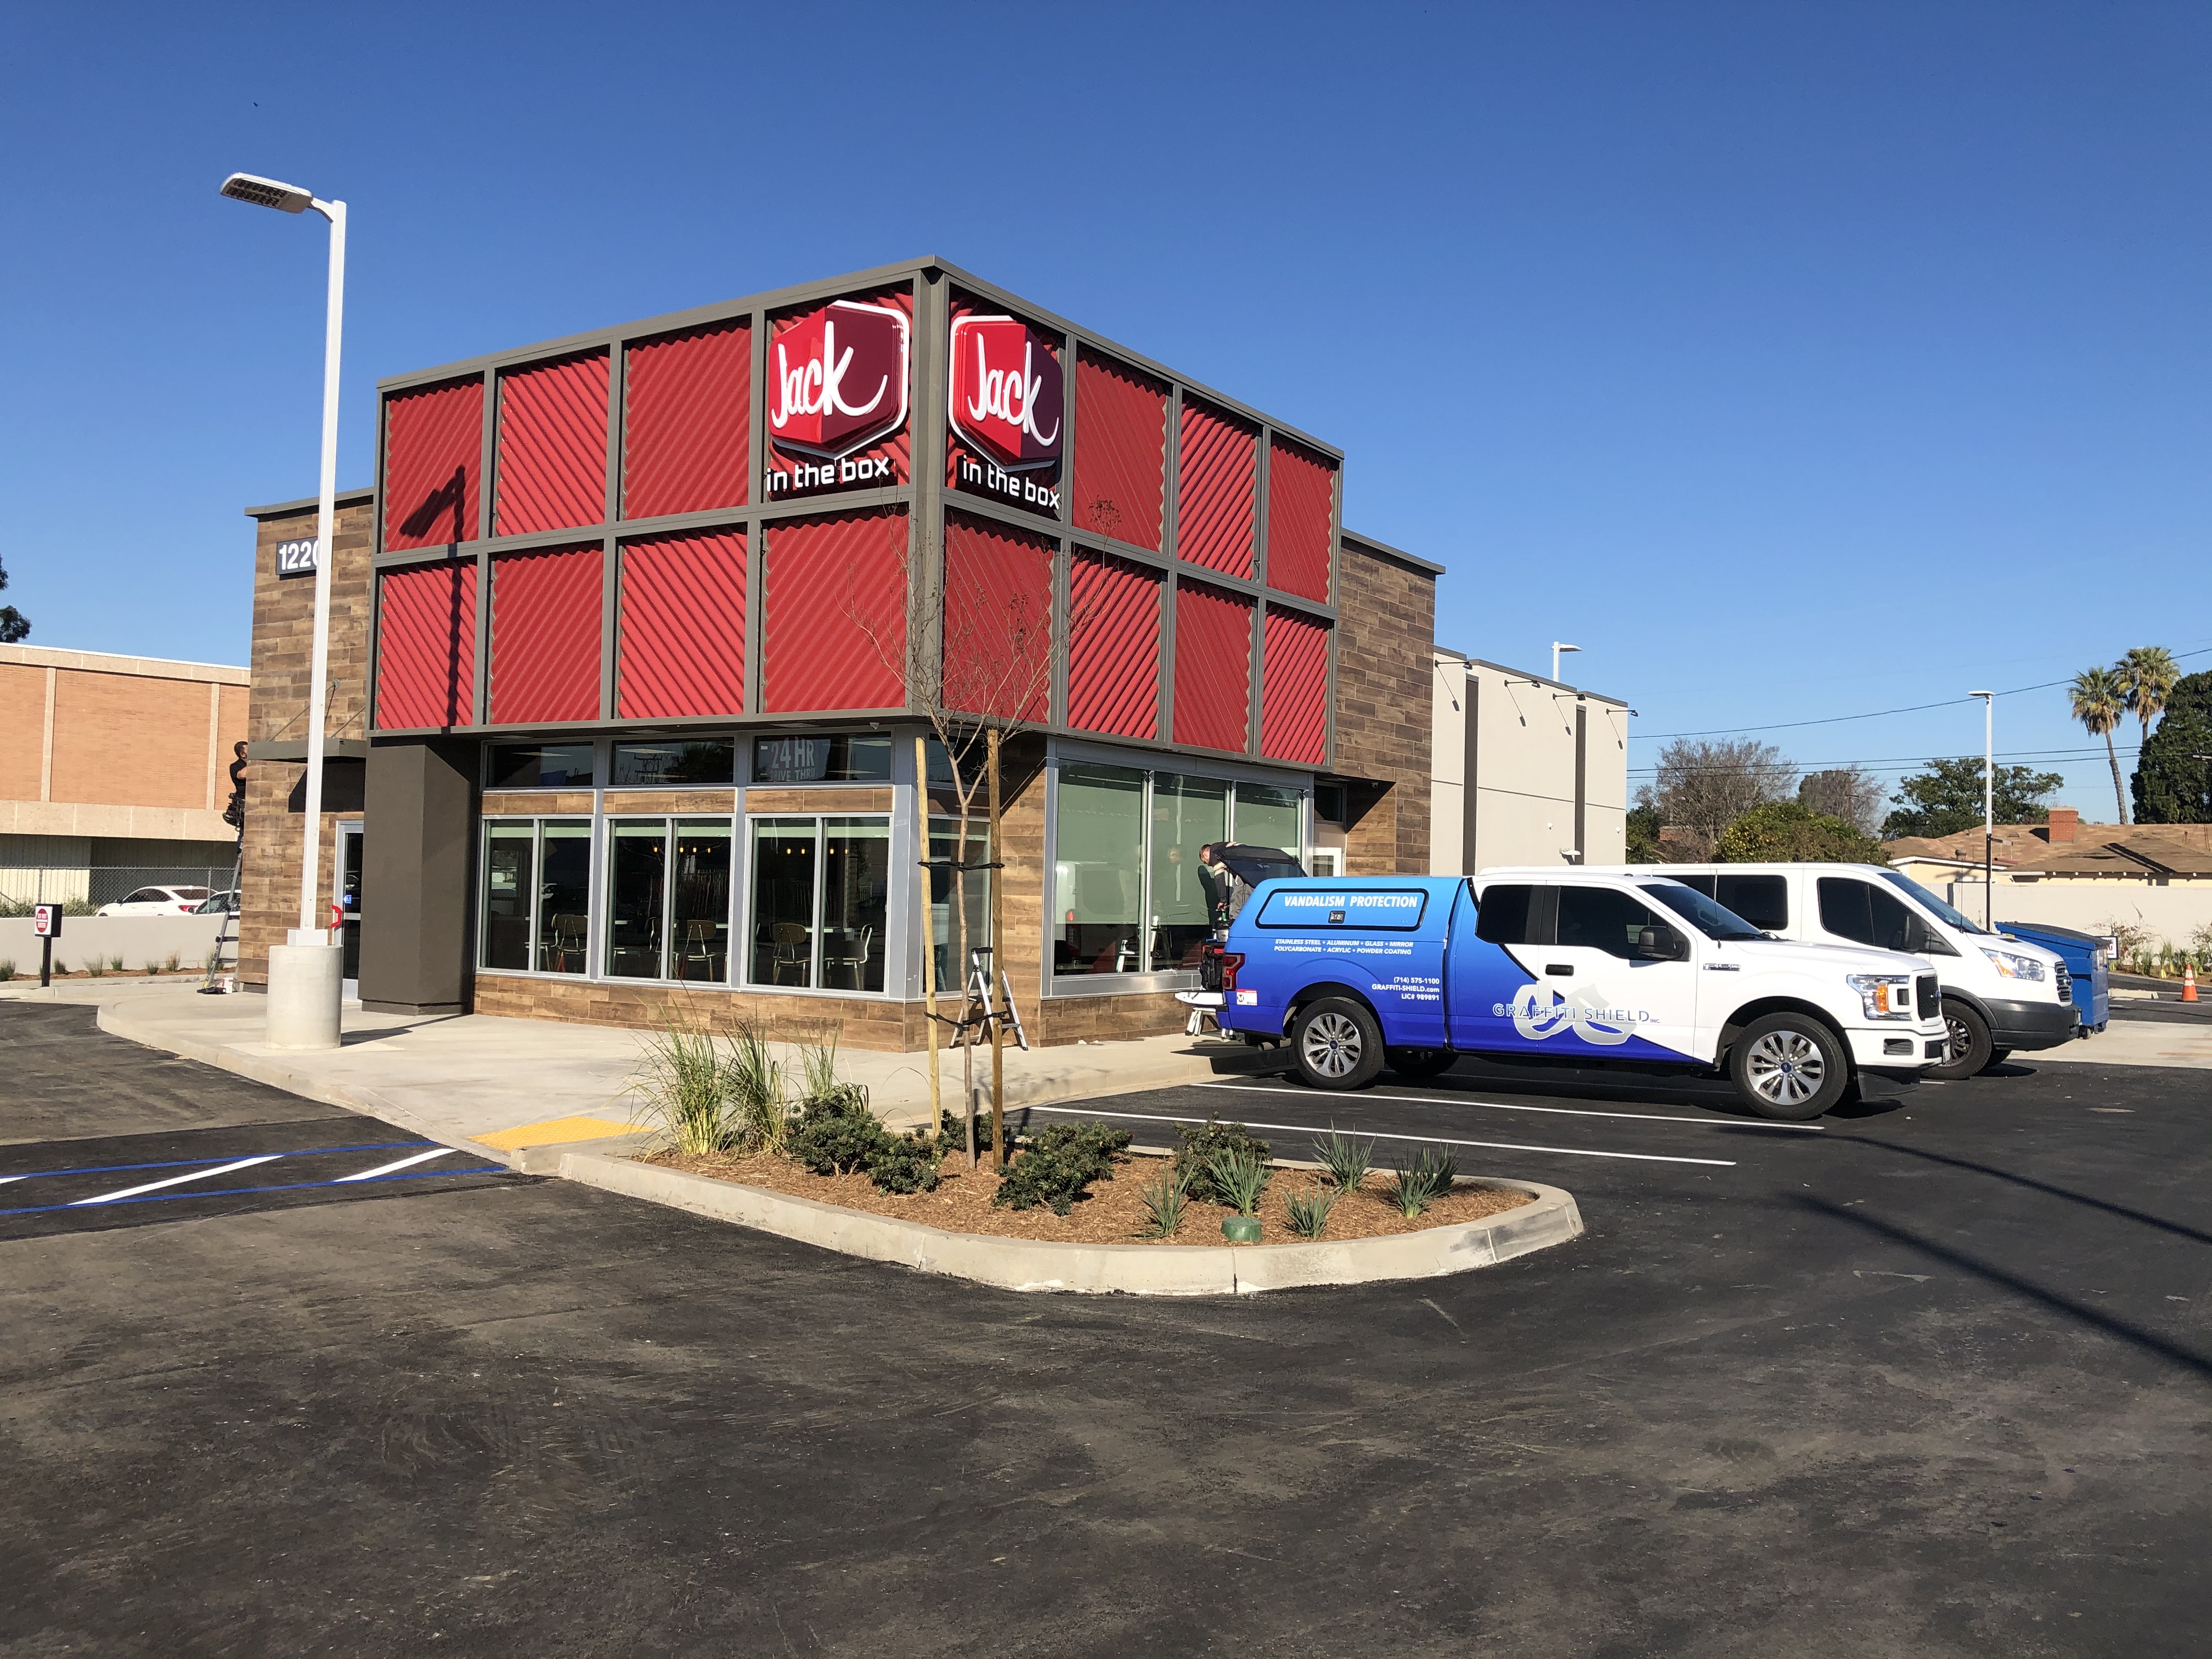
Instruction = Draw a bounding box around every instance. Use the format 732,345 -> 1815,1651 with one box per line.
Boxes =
0,1143 -> 433,1185
0,1163 -> 513,1218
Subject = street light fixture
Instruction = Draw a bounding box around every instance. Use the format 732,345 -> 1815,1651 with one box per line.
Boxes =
1551,641 -> 1581,684
220,171 -> 347,1049
1971,690 -> 1994,928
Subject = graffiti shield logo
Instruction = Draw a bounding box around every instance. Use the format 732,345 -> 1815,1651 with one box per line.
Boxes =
1495,984 -> 1638,1047
768,300 -> 910,459
949,314 -> 1063,470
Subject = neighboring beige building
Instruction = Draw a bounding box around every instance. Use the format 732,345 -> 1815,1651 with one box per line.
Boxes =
1429,649 -> 1630,874
0,642 -> 249,904
1888,809 -> 2212,944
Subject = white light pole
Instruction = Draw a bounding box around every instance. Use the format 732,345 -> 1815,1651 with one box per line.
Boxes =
1971,690 -> 1994,928
1552,641 -> 1581,683
222,172 -> 347,1048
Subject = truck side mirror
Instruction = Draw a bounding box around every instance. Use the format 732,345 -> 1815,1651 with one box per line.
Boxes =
1636,926 -> 1688,961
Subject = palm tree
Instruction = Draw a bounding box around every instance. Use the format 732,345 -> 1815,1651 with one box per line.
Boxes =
2069,665 -> 2129,825
2121,645 -> 2181,749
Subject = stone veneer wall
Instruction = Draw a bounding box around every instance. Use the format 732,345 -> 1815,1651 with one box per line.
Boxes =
1331,542 -> 1436,876
239,498 -> 375,986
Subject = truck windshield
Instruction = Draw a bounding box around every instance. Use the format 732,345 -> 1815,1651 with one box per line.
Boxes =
1878,870 -> 1989,935
1639,882 -> 1765,941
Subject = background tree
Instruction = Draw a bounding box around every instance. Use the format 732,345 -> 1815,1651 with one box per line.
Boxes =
2132,669 -> 2212,823
2121,645 -> 2180,752
1624,803 -> 1662,862
0,555 -> 28,644
2068,664 -> 2130,825
1717,799 -> 1883,864
1880,757 -> 2064,839
1796,766 -> 1883,834
1635,737 -> 1796,861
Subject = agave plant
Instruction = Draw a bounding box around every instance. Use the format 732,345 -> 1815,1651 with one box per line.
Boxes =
1285,1183 -> 1339,1240
1137,1166 -> 1189,1239
1314,1128 -> 1374,1194
1384,1146 -> 1459,1217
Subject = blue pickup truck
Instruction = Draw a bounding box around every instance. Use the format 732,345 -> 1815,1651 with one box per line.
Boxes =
1210,872 -> 1946,1120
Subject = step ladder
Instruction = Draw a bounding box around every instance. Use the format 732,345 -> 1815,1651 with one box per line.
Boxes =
201,842 -> 242,992
952,945 -> 1029,1051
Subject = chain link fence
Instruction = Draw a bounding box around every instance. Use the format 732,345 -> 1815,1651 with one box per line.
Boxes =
0,866 -> 239,916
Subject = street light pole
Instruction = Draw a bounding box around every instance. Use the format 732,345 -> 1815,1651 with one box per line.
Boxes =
221,173 -> 347,1049
1971,690 -> 1994,929
1552,641 -> 1581,683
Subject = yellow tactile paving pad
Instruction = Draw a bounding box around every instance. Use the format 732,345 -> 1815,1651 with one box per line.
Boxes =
474,1115 -> 648,1151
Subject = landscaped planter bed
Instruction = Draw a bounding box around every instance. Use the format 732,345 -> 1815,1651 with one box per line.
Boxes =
645,1146 -> 1534,1246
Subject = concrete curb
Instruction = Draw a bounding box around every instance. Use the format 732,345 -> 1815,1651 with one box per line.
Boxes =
556,1152 -> 1584,1295
89,996 -> 517,1168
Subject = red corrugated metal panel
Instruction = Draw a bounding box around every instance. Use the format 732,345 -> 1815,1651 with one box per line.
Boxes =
761,508 -> 907,712
1265,437 -> 1335,603
383,377 -> 483,551
1071,349 -> 1166,551
617,529 -> 746,719
624,320 -> 751,519
1175,397 -> 1256,579
495,351 -> 610,536
489,544 -> 604,724
1260,606 -> 1330,764
1066,551 -> 1160,739
1171,579 -> 1254,753
943,511 -> 1052,721
374,561 -> 477,729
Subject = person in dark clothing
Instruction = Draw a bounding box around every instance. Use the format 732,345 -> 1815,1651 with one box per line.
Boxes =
222,742 -> 248,835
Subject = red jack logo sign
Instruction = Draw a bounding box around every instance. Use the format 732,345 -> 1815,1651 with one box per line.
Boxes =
766,301 -> 909,494
950,315 -> 1063,470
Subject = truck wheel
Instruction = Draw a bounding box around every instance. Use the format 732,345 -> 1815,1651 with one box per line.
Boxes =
1980,1047 -> 2014,1074
1928,1000 -> 1993,1080
1291,998 -> 1385,1091
1387,1047 -> 1457,1080
1729,1013 -> 1849,1121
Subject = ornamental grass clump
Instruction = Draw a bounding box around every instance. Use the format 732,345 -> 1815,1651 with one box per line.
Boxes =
0,960 -> 14,982
1203,1143 -> 1269,1218
1172,1118 -> 1273,1204
633,1023 -> 745,1157
1284,1184 -> 1339,1240
1384,1146 -> 1458,1217
993,1121 -> 1132,1215
1314,1128 -> 1374,1194
1136,1166 -> 1189,1239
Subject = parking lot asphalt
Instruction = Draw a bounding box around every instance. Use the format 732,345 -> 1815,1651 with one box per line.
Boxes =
4,1002 -> 2210,1657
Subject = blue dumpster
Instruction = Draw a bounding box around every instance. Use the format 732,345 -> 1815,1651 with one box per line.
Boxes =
1997,919 -> 2110,1034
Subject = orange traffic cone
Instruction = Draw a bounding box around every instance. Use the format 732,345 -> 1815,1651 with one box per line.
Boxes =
2186,961 -> 2199,1003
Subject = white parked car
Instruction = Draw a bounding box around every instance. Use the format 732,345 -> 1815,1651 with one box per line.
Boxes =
97,885 -> 213,917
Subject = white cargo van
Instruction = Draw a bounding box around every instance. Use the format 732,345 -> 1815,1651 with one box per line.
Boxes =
1611,863 -> 2075,1079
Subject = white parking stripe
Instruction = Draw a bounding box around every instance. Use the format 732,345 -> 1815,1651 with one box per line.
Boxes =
338,1148 -> 458,1182
1194,1079 -> 1824,1131
1029,1105 -> 1736,1167
67,1155 -> 281,1206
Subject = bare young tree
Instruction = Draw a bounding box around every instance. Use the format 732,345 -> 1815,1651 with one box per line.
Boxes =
1796,766 -> 1885,835
1638,737 -> 1797,861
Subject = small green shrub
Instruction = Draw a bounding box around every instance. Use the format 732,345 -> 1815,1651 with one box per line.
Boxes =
866,1132 -> 944,1195
164,951 -> 181,973
1203,1143 -> 1269,1217
994,1121 -> 1132,1215
930,1110 -> 987,1161
1384,1146 -> 1458,1217
787,1091 -> 895,1176
108,955 -> 125,973
82,958 -> 106,979
1285,1184 -> 1339,1240
1172,1118 -> 1273,1204
1136,1166 -> 1189,1239
1314,1128 -> 1374,1194
0,960 -> 14,981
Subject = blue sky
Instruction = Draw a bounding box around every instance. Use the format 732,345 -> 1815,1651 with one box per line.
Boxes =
3,2 -> 2206,819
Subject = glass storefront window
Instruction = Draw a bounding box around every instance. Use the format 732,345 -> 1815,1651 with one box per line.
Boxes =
752,735 -> 893,783
1053,765 -> 1145,977
1233,783 -> 1304,857
482,823 -> 536,969
823,819 -> 891,993
486,743 -> 595,789
748,819 -> 819,986
605,821 -> 667,979
927,818 -> 991,994
672,821 -> 732,983
1149,774 -> 1228,970
612,740 -> 734,787
538,821 -> 593,974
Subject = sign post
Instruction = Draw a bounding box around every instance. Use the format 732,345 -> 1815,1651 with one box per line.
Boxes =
33,903 -> 61,988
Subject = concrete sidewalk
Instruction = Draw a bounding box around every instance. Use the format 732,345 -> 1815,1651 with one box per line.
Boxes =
0,981 -> 1259,1165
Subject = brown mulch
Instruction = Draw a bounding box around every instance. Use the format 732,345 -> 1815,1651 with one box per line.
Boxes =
646,1146 -> 1533,1247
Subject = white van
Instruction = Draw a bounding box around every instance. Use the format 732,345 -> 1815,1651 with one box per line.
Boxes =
1609,863 -> 2074,1079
